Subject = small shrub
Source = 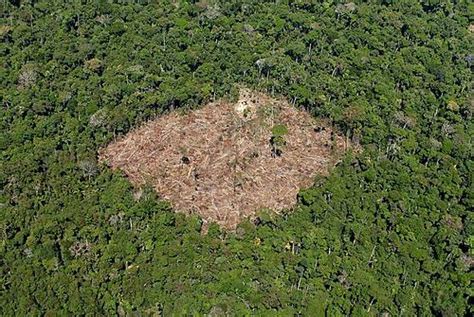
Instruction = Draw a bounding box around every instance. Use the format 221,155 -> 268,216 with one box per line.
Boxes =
270,124 -> 288,157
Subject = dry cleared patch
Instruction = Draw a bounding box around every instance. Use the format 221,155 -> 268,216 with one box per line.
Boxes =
99,89 -> 352,229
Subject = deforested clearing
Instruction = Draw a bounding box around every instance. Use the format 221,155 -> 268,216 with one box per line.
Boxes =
99,89 -> 354,229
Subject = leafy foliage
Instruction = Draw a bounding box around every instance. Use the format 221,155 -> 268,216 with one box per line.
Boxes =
1,0 -> 472,315
270,124 -> 288,157
272,124 -> 289,137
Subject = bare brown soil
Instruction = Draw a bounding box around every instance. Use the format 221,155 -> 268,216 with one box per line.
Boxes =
99,89 -> 352,229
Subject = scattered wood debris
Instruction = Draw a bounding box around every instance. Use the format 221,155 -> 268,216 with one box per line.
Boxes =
99,89 -> 353,229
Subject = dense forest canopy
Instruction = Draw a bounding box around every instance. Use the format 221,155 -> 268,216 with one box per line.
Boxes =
1,0 -> 473,315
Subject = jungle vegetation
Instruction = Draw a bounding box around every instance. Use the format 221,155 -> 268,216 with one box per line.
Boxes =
1,0 -> 473,315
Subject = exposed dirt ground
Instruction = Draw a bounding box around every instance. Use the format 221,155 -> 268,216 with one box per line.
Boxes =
99,89 -> 351,229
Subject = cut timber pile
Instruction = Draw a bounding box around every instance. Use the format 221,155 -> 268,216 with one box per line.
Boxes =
99,89 -> 350,229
